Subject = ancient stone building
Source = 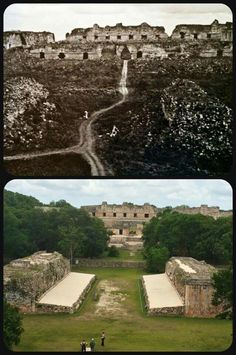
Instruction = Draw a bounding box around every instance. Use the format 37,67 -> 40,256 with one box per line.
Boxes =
66,22 -> 168,43
3,31 -> 55,49
143,257 -> 223,317
82,201 -> 158,236
4,251 -> 70,312
4,251 -> 96,313
171,19 -> 233,42
5,19 -> 232,60
172,204 -> 232,219
165,257 -> 223,317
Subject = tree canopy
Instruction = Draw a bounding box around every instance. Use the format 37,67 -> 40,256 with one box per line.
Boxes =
4,190 -> 109,263
3,299 -> 24,349
142,211 -> 232,266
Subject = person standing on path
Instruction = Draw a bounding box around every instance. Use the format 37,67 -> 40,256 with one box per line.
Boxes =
101,331 -> 105,347
90,338 -> 95,352
80,340 -> 87,352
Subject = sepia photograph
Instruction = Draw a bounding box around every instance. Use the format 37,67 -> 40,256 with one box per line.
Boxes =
3,179 -> 233,351
3,3 -> 233,176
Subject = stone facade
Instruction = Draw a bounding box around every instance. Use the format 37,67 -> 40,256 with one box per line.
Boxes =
4,251 -> 70,312
165,257 -> 223,317
171,19 -> 233,41
4,19 -> 232,60
82,202 -> 158,236
3,31 -> 55,49
82,202 -> 232,238
66,22 -> 168,43
172,205 -> 232,219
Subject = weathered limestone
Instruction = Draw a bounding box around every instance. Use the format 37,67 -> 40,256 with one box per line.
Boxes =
3,31 -> 55,49
142,274 -> 184,315
165,257 -> 223,317
171,19 -> 232,41
143,257 -> 223,318
66,22 -> 168,43
82,202 -> 158,236
4,251 -> 70,312
37,272 -> 96,313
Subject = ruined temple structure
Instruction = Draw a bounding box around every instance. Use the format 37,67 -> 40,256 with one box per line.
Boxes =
66,22 -> 168,42
4,19 -> 232,59
82,202 -> 232,236
4,251 -> 95,313
81,202 -> 231,250
3,31 -> 55,49
171,19 -> 233,41
142,257 -> 223,317
82,201 -> 158,236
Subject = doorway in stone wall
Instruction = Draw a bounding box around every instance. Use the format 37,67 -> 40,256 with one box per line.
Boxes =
119,229 -> 123,235
137,50 -> 143,58
217,49 -> 223,57
121,46 -> 131,60
40,51 -> 45,59
83,52 -> 88,59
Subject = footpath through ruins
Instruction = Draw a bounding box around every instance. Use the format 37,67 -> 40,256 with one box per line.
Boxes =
4,60 -> 129,176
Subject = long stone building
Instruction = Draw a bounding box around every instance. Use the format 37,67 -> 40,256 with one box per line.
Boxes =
142,257 -> 223,317
4,19 -> 233,59
82,202 -> 232,237
66,22 -> 168,43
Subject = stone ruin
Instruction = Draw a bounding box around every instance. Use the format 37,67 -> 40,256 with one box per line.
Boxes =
4,251 -> 70,312
4,251 -> 96,313
3,19 -> 233,60
142,257 -> 223,318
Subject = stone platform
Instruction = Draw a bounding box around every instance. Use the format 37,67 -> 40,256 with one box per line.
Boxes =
37,272 -> 96,313
142,273 -> 184,315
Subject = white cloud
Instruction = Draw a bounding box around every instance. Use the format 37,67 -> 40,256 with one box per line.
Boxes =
4,3 -> 232,40
5,179 -> 232,210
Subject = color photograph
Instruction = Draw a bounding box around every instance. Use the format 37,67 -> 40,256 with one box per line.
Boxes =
3,179 -> 233,351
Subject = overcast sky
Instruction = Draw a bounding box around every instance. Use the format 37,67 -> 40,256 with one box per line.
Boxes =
4,3 -> 232,41
5,179 -> 232,210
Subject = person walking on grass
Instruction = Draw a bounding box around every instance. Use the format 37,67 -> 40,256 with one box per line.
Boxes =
90,338 -> 95,352
101,331 -> 105,347
81,339 -> 87,352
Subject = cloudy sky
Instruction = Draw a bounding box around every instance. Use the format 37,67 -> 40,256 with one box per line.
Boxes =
5,179 -> 232,210
4,3 -> 232,41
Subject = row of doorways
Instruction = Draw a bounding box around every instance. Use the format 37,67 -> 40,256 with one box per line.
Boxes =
39,50 -> 143,60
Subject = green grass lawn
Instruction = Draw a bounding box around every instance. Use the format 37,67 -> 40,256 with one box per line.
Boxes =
14,267 -> 232,352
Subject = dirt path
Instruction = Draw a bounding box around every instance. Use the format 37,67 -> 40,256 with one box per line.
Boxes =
4,60 -> 129,176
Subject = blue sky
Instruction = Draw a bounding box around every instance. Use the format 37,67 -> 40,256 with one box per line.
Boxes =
5,179 -> 232,210
4,3 -> 232,41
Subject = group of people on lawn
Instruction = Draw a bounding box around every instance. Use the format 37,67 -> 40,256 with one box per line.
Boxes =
81,331 -> 105,352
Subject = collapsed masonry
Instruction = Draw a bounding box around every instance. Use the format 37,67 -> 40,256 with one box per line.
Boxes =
3,20 -> 233,59
4,251 -> 95,313
142,257 -> 223,318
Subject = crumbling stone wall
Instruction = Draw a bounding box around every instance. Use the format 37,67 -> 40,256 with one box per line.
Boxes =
75,258 -> 145,269
171,19 -> 232,41
4,251 -> 70,312
66,22 -> 168,43
4,31 -> 55,49
165,257 -> 223,317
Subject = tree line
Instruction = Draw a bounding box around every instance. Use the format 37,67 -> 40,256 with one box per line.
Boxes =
4,190 -> 109,264
142,210 -> 232,272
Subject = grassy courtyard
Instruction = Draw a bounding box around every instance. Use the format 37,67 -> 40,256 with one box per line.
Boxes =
14,267 -> 232,352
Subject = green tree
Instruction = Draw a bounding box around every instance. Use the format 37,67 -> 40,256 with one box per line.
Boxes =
3,300 -> 24,350
58,224 -> 84,265
212,266 -> 233,319
145,246 -> 169,273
